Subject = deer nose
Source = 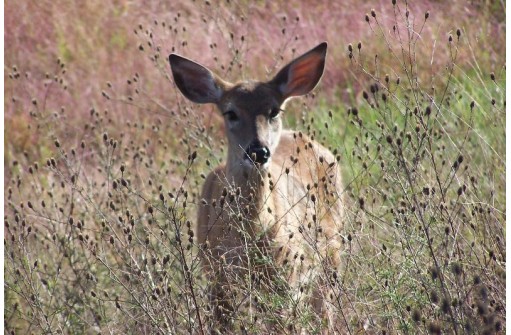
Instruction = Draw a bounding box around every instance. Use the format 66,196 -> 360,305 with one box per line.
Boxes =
245,143 -> 270,165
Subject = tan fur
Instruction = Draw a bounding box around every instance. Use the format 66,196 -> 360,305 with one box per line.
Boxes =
169,43 -> 344,332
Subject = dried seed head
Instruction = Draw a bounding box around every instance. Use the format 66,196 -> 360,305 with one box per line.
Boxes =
189,151 -> 197,161
425,11 -> 430,20
412,308 -> 421,322
430,290 -> 439,303
451,262 -> 462,276
441,298 -> 450,314
428,322 -> 441,335
358,197 -> 364,208
371,9 -> 376,17
479,285 -> 488,301
477,301 -> 488,315
430,266 -> 439,280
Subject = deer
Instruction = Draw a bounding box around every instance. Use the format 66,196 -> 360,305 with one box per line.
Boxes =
169,42 -> 344,333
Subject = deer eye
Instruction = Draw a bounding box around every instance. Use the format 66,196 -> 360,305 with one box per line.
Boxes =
223,110 -> 239,122
269,107 -> 281,119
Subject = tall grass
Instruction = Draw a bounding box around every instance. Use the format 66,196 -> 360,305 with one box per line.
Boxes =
4,0 -> 505,333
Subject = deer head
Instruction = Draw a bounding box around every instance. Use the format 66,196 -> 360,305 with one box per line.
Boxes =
169,42 -> 327,170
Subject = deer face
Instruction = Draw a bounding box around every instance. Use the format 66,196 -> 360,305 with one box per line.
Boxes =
169,42 -> 327,170
218,82 -> 283,168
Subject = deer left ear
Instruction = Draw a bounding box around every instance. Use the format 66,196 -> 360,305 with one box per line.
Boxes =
270,42 -> 327,100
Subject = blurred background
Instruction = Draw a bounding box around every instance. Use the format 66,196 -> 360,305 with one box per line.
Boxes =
5,0 -> 505,165
4,1 -> 506,333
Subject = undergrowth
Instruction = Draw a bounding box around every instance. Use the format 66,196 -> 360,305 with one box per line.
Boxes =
4,0 -> 505,334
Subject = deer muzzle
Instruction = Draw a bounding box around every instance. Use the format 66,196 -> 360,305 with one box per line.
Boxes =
245,142 -> 271,165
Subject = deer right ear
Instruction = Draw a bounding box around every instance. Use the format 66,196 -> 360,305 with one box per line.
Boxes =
169,54 -> 224,104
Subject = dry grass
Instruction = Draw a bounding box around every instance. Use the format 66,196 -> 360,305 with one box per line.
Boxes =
4,0 -> 505,334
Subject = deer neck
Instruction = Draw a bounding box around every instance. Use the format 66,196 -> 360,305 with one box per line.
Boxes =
225,156 -> 274,230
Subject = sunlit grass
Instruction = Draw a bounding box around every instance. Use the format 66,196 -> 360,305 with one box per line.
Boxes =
4,0 -> 505,333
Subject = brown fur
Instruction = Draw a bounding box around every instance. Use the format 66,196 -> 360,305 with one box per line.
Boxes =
169,43 -> 344,332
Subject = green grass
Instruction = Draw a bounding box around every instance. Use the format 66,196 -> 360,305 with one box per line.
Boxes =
4,0 -> 505,334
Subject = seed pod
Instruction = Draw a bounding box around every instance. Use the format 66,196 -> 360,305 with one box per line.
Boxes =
430,290 -> 439,303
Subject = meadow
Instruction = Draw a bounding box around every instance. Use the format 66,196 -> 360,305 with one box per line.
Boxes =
4,0 -> 505,333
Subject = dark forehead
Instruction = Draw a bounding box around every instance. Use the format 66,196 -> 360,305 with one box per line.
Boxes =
221,81 -> 280,109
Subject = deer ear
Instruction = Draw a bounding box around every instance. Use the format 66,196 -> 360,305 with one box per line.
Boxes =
169,54 -> 225,104
270,42 -> 327,100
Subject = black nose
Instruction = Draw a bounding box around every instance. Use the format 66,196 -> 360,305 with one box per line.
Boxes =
245,143 -> 270,164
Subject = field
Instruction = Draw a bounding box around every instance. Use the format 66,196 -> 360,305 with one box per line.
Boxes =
4,0 -> 506,334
